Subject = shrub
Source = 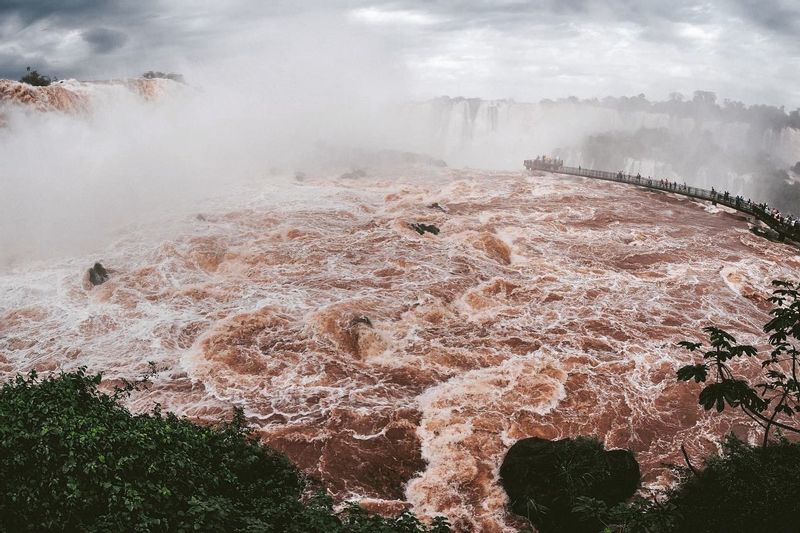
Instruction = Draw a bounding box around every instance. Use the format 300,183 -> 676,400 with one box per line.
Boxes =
586,436 -> 800,533
500,436 -> 640,533
19,67 -> 52,87
663,436 -> 800,533
142,71 -> 185,83
0,369 -> 449,532
677,280 -> 800,446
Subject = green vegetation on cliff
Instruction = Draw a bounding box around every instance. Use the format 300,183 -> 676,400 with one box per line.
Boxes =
19,67 -> 52,87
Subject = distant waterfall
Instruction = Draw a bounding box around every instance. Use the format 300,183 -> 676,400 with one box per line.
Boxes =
394,97 -> 800,209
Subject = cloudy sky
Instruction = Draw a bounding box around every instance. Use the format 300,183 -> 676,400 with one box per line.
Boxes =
1,0 -> 799,107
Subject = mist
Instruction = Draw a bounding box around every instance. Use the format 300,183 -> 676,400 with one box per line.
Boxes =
4,6 -> 800,268
394,93 -> 800,213
0,15 -> 410,268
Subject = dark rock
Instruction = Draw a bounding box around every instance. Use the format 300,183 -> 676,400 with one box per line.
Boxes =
750,226 -> 784,243
349,315 -> 373,328
500,436 -> 640,533
427,202 -> 447,212
604,449 -> 641,503
792,161 -> 800,174
196,214 -> 207,222
408,223 -> 440,236
88,262 -> 110,286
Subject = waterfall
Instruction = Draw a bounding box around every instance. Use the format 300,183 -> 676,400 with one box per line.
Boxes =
395,97 -> 800,211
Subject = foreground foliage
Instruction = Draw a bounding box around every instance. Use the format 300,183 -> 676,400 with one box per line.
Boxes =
0,369 -> 449,532
568,279 -> 800,532
677,280 -> 800,445
500,436 -> 639,533
577,436 -> 800,533
661,436 -> 800,533
506,280 -> 800,532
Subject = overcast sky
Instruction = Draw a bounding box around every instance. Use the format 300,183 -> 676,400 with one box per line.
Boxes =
1,0 -> 799,107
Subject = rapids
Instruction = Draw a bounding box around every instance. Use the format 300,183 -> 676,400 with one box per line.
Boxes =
1,168 -> 798,531
0,78 -> 175,114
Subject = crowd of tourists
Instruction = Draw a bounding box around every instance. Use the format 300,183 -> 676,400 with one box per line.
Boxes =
524,156 -> 564,171
525,158 -> 797,239
617,171 -> 800,238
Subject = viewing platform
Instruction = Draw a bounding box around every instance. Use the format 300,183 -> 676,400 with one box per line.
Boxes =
524,158 -> 800,245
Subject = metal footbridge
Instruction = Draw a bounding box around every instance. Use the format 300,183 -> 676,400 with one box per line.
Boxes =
524,159 -> 800,244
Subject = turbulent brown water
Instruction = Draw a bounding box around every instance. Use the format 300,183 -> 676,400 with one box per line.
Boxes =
1,169 -> 798,531
0,78 -> 171,113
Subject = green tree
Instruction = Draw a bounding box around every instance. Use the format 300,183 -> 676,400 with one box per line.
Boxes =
661,435 -> 800,533
677,280 -> 800,445
574,280 -> 800,532
142,70 -> 185,83
0,369 -> 449,532
577,435 -> 800,533
19,66 -> 52,87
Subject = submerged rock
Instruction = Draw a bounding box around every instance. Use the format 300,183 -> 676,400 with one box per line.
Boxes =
750,225 -> 784,243
408,223 -> 440,236
88,262 -> 110,286
349,315 -> 373,328
500,436 -> 640,533
427,202 -> 447,212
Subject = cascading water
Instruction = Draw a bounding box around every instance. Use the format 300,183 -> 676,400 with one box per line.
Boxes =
395,97 -> 800,212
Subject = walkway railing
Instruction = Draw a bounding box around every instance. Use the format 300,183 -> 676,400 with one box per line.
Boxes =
523,160 -> 800,243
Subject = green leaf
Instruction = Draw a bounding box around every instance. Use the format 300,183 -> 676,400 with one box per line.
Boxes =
678,341 -> 703,351
699,383 -> 728,412
677,364 -> 708,383
730,345 -> 758,357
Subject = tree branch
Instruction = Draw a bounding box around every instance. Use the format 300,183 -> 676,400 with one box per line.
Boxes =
681,444 -> 699,476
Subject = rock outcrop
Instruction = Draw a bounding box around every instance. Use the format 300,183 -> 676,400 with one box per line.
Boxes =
88,263 -> 110,286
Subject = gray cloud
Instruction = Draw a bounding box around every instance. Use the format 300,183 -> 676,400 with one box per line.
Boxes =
0,0 -> 153,24
82,27 -> 128,53
728,0 -> 800,35
0,1 -> 798,107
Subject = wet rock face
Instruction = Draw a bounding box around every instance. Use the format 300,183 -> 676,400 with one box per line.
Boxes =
88,262 -> 110,286
500,436 -> 640,533
349,315 -> 373,328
